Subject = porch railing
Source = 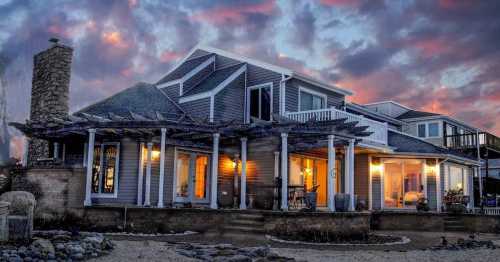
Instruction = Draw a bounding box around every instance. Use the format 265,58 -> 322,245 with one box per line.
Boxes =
444,132 -> 500,152
472,207 -> 500,216
284,107 -> 388,145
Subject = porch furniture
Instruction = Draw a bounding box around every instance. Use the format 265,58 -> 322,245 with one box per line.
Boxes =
288,186 -> 305,209
335,193 -> 350,212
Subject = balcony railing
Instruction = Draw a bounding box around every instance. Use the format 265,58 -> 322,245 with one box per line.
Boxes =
284,108 -> 388,145
444,132 -> 500,152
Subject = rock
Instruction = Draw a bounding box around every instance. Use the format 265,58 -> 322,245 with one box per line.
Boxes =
31,238 -> 55,255
240,247 -> 270,258
71,253 -> 84,260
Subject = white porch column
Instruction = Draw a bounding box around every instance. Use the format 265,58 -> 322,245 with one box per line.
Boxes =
158,128 -> 167,208
348,139 -> 355,211
240,137 -> 248,209
327,135 -> 336,212
23,137 -> 30,167
144,142 -> 153,206
478,166 -> 483,203
53,142 -> 59,159
84,129 -> 96,206
436,159 -> 442,212
137,142 -> 145,206
210,133 -> 220,209
281,133 -> 288,210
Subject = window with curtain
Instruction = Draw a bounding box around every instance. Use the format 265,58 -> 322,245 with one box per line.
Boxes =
299,89 -> 325,111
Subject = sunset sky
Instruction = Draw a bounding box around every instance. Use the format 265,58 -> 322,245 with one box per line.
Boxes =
1,0 -> 499,157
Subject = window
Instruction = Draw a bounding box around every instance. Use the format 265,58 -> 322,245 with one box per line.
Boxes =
428,123 -> 439,137
289,155 -> 328,207
418,124 -> 426,138
91,143 -> 120,197
445,165 -> 468,194
248,84 -> 272,121
417,122 -> 440,138
299,88 -> 326,111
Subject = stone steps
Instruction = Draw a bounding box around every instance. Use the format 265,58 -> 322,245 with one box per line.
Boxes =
444,215 -> 465,232
223,213 -> 265,235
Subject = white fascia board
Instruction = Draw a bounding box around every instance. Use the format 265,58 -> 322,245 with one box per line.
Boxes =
197,45 -> 292,75
181,55 -> 215,83
375,152 -> 480,166
292,73 -> 353,96
157,80 -> 181,89
179,64 -> 247,104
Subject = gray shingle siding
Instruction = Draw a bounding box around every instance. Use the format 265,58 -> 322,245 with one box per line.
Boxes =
214,73 -> 245,122
246,64 -> 282,117
160,83 -> 180,102
215,55 -> 241,69
93,138 -> 138,205
182,97 -> 211,121
285,78 -> 345,112
182,61 -> 215,93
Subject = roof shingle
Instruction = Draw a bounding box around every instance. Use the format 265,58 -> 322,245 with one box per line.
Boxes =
157,53 -> 213,85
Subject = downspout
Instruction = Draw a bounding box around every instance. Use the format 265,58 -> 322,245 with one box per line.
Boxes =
279,74 -> 292,116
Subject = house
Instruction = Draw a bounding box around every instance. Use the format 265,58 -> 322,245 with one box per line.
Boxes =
13,40 -> 482,214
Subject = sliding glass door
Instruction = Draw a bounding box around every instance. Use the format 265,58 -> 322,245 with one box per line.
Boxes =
383,159 -> 424,209
175,151 -> 210,204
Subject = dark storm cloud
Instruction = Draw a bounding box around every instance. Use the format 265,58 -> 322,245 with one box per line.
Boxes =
337,44 -> 392,77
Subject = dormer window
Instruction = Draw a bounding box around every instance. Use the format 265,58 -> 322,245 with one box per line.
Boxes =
299,87 -> 326,111
247,83 -> 272,122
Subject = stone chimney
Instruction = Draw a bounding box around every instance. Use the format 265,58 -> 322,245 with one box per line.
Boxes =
27,38 -> 73,165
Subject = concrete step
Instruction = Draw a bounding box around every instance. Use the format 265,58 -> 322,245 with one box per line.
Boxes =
223,225 -> 266,234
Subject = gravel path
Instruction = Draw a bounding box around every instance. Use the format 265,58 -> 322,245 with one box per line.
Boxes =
272,247 -> 500,262
90,231 -> 500,261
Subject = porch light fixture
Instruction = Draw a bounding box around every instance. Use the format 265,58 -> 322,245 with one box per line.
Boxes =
151,150 -> 161,160
370,163 -> 383,174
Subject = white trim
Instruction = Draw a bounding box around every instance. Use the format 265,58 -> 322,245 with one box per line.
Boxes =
158,128 -> 166,208
280,133 -> 288,210
144,142 -> 153,206
327,134 -> 336,212
156,79 -> 181,89
180,56 -> 215,95
179,64 -> 247,104
368,155 -> 373,210
210,133 -> 220,209
417,121 -> 441,138
436,158 -> 442,212
209,96 -> 215,122
240,137 -> 248,209
172,147 -> 179,204
137,142 -> 145,206
84,129 -> 96,206
246,82 -> 273,122
91,142 -> 121,199
197,45 -> 292,75
298,86 -> 327,111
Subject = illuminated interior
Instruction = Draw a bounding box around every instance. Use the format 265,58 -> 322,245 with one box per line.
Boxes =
289,155 -> 328,207
195,155 -> 208,199
383,159 -> 424,208
91,143 -> 118,195
175,151 -> 210,201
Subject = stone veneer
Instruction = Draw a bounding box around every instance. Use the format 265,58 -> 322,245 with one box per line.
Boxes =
27,40 -> 73,166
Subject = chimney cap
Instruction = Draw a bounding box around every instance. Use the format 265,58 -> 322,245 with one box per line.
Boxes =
49,38 -> 59,45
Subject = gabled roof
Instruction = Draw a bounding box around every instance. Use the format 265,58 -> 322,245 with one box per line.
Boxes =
76,82 -> 183,120
179,44 -> 353,96
157,53 -> 214,85
182,63 -> 244,97
396,110 -> 441,120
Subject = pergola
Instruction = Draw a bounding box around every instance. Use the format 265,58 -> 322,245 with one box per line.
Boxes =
12,111 -> 372,211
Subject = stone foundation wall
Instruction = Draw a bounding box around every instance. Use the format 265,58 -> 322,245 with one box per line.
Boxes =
372,211 -> 500,233
11,168 -> 85,223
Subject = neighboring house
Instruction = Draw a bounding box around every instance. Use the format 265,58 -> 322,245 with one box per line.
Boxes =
13,40 -> 481,213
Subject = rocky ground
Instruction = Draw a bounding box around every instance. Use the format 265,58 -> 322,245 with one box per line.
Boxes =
0,230 -> 114,261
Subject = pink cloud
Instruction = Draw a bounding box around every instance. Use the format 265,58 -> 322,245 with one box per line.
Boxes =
413,38 -> 450,57
190,0 -> 276,25
319,0 -> 359,7
159,50 -> 182,63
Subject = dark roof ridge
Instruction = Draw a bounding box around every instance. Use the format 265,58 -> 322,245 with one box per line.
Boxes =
181,62 -> 245,96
